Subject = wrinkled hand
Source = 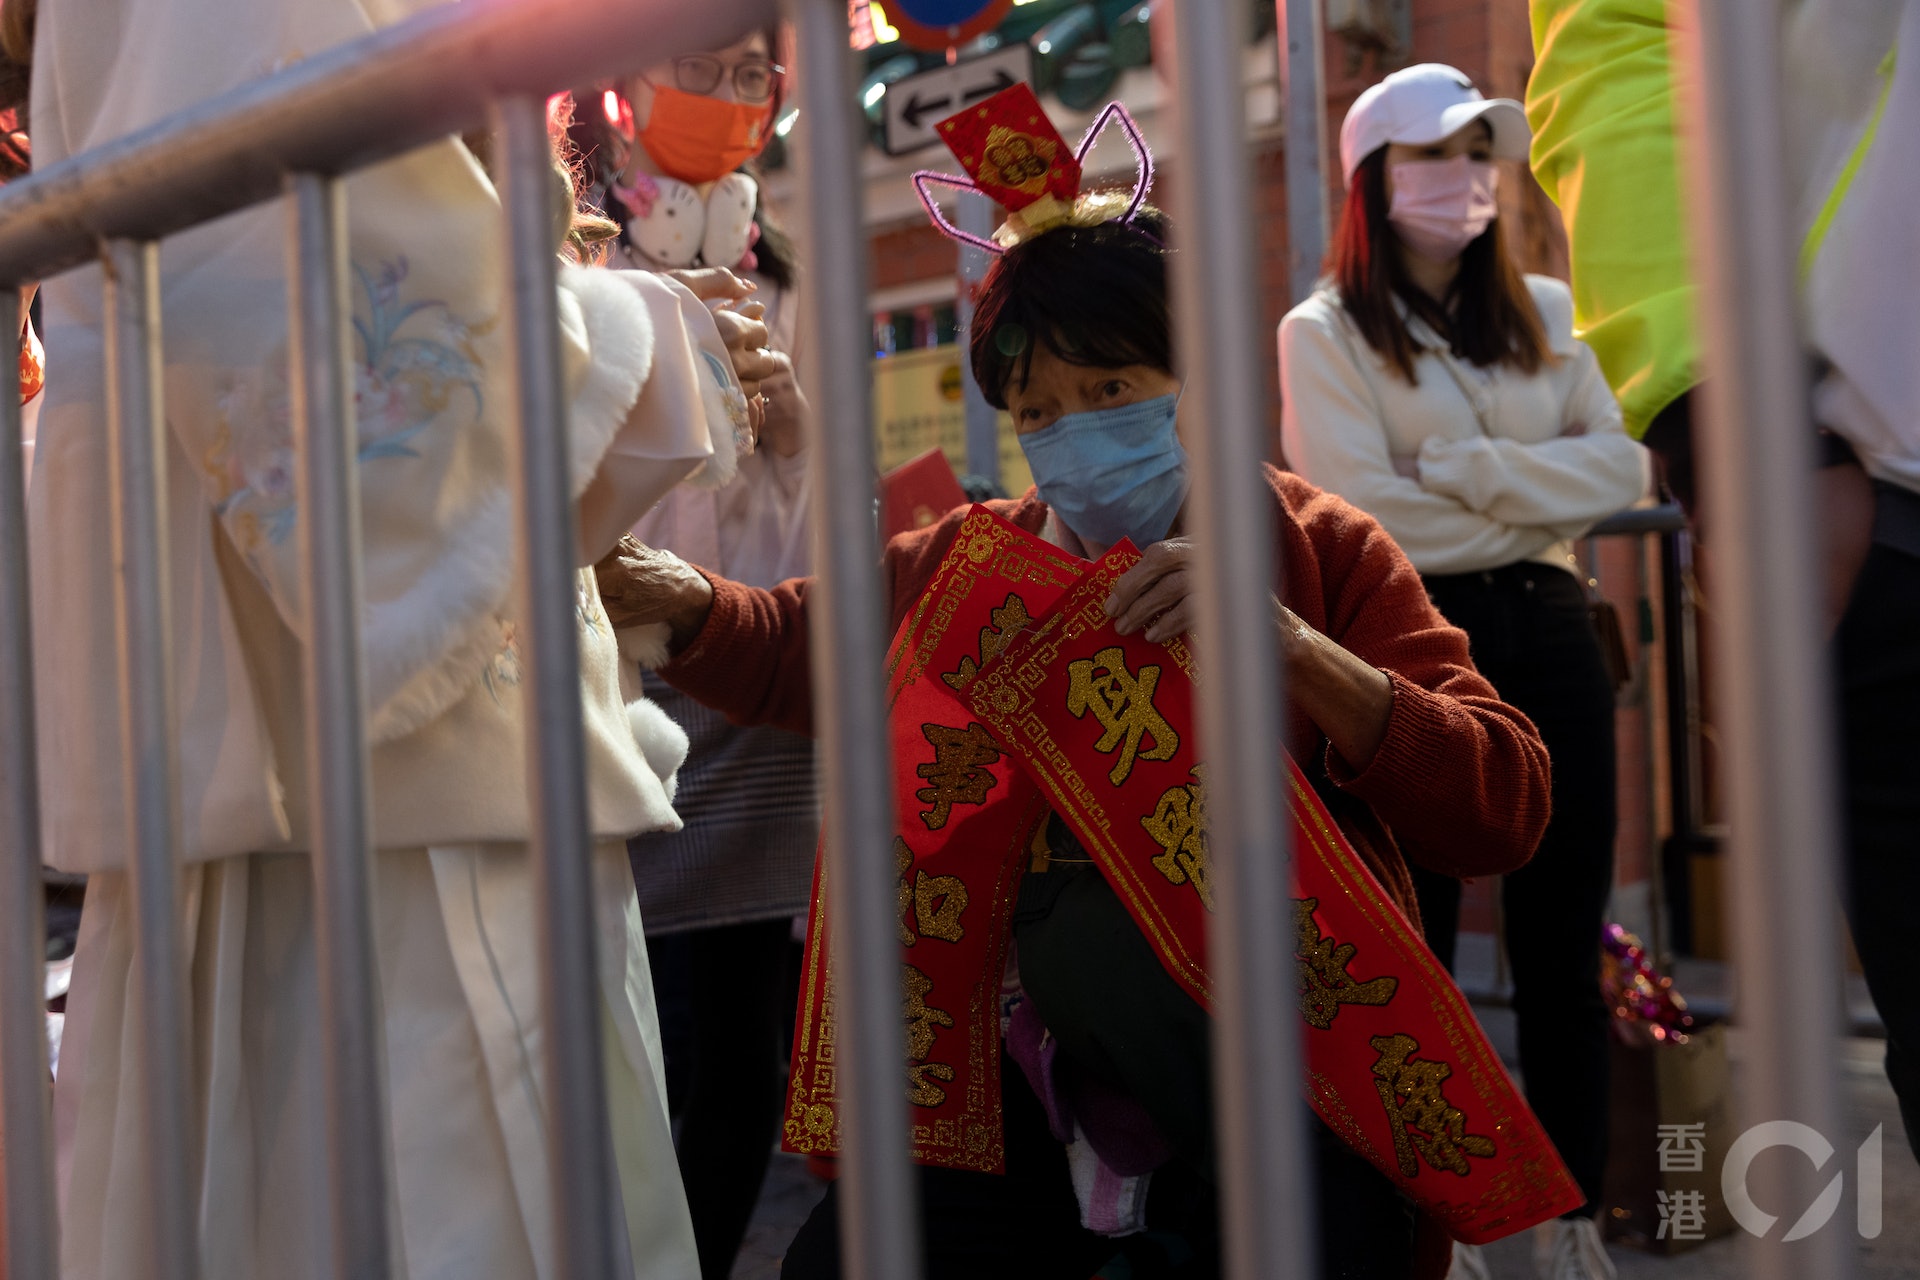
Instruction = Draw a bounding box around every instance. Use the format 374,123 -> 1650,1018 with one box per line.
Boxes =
1104,537 -> 1319,660
665,266 -> 757,304
1104,537 -> 1196,644
594,535 -> 716,653
1106,537 -> 1394,770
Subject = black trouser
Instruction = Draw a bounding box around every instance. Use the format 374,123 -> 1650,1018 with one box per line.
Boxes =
1410,562 -> 1617,1217
649,918 -> 796,1280
782,859 -> 1416,1280
1836,536 -> 1920,1156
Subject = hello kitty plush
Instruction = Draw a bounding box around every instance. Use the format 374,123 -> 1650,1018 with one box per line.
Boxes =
624,171 -> 759,272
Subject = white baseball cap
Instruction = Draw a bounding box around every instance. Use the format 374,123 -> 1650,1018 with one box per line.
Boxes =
1338,63 -> 1530,184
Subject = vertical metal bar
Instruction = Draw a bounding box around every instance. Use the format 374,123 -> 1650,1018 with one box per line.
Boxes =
786,1 -> 922,1277
955,191 -> 1000,485
1656,527 -> 1696,967
1277,0 -> 1330,304
1162,2 -> 1314,1277
286,172 -> 392,1280
1630,536 -> 1668,968
102,238 -> 197,1280
0,282 -> 57,1280
493,98 -> 621,1280
1670,4 -> 1852,1276
1661,529 -> 1702,843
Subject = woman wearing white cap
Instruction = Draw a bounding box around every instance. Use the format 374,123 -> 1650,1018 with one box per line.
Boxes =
1278,63 -> 1648,1280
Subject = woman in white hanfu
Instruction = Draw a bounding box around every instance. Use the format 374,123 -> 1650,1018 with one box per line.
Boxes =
28,2 -> 754,1277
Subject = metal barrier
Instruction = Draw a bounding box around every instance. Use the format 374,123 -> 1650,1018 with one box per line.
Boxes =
0,2 -> 1856,1280
1581,504 -> 1701,967
1673,2 -> 1853,1277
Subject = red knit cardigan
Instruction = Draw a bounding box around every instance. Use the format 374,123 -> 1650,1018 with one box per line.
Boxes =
660,464 -> 1551,924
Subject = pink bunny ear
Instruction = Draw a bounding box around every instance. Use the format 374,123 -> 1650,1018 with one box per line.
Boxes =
1074,102 -> 1155,225
913,171 -> 1007,257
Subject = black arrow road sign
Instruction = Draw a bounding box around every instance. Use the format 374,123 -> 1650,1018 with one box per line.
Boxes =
960,70 -> 1017,104
882,44 -> 1034,156
901,92 -> 955,130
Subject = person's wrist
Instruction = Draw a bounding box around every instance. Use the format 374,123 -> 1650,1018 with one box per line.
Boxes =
666,569 -> 715,655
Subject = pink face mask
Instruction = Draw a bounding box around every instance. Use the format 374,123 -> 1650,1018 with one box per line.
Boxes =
1387,155 -> 1500,262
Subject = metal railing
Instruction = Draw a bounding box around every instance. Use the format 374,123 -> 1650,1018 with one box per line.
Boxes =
0,3 -> 1853,1280
1583,503 -> 1699,969
1673,2 -> 1852,1277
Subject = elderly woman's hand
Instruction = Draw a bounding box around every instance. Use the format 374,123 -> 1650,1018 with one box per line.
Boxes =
1107,538 -> 1395,772
595,535 -> 716,654
1105,538 -> 1198,644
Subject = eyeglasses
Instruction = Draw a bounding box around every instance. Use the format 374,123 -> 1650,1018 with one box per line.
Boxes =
666,55 -> 785,105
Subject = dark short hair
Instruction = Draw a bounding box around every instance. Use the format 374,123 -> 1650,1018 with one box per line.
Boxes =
967,208 -> 1172,410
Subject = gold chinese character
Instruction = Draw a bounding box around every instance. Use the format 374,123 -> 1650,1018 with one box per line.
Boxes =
895,837 -> 971,946
1140,766 -> 1213,910
1369,1033 -> 1496,1178
914,871 -> 968,943
943,593 -> 1033,691
1066,646 -> 1180,785
915,722 -> 1002,830
1295,898 -> 1398,1029
903,965 -> 957,1107
906,1061 -> 957,1109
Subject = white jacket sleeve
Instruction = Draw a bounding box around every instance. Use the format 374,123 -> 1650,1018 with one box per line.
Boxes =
1278,307 -> 1564,574
1414,341 -> 1650,530
572,268 -> 746,564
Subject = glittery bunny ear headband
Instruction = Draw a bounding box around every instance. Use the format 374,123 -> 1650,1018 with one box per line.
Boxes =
912,83 -> 1154,255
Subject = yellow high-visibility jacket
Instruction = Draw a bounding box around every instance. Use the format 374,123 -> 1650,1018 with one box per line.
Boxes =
1525,0 -> 1902,444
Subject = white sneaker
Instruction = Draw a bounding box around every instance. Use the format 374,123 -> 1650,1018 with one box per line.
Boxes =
1448,1240 -> 1493,1280
1534,1216 -> 1618,1280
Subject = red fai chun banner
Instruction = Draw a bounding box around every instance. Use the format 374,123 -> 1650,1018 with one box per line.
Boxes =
963,539 -> 1583,1243
782,507 -> 1080,1173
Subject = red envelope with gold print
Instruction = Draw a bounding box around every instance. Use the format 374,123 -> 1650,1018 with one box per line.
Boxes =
783,506 -> 1081,1174
933,83 -> 1081,215
965,539 -> 1584,1245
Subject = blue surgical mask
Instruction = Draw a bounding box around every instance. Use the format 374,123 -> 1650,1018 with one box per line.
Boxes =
1018,392 -> 1188,551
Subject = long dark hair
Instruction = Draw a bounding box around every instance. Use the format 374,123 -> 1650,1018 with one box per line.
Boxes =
1330,146 -> 1549,384
967,209 -> 1173,410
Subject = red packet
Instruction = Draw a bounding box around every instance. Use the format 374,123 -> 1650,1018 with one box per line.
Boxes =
879,446 -> 969,544
933,83 -> 1080,221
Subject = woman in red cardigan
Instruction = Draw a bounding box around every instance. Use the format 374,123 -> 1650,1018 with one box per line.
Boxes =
599,205 -> 1550,1279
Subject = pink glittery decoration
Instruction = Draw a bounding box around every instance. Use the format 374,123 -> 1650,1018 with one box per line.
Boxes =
1601,923 -> 1696,1046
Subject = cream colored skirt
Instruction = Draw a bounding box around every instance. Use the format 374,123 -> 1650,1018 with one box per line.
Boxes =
53,842 -> 698,1280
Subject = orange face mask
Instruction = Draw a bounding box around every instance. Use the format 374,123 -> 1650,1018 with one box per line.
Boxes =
636,83 -> 774,185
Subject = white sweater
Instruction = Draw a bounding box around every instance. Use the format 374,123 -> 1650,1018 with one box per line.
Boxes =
1278,275 -> 1649,576
28,0 -> 750,870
